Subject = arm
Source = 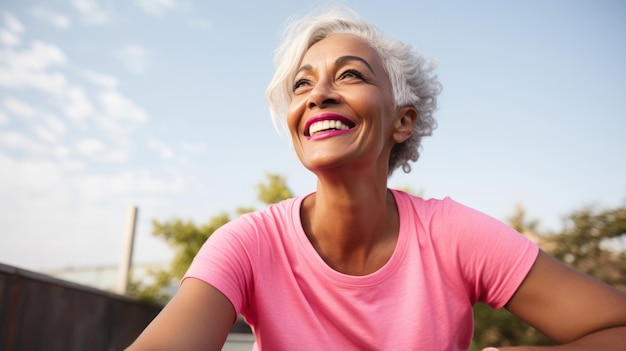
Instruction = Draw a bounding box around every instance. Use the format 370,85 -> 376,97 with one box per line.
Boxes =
493,250 -> 626,350
125,278 -> 236,351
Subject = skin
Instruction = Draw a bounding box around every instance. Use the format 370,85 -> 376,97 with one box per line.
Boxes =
125,34 -> 626,350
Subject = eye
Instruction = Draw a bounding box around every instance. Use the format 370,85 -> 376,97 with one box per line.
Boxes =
339,69 -> 365,81
292,78 -> 311,93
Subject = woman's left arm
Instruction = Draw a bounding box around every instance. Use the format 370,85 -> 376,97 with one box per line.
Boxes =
495,249 -> 626,350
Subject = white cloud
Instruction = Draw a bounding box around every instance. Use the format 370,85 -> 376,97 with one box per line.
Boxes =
0,29 -> 20,46
105,148 -> 129,163
34,124 -> 60,144
62,86 -> 95,121
115,44 -> 148,75
3,96 -> 37,118
0,33 -> 149,144
42,112 -> 67,135
73,169 -> 179,204
0,131 -> 45,154
71,0 -> 109,25
31,112 -> 66,144
53,145 -> 71,159
2,12 -> 24,34
60,158 -> 84,171
74,138 -> 129,163
98,90 -> 148,126
26,40 -> 68,68
0,40 -> 66,76
0,110 -> 8,125
0,40 -> 102,126
75,138 -> 105,156
0,39 -> 100,124
188,18 -> 211,30
0,155 -> 65,194
148,139 -> 173,159
82,69 -> 118,90
134,0 -> 179,16
0,67 -> 68,97
181,141 -> 206,153
32,7 -> 71,29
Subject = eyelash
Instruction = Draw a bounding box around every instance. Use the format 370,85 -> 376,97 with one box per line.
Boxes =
292,69 -> 366,93
339,69 -> 365,80
292,79 -> 310,92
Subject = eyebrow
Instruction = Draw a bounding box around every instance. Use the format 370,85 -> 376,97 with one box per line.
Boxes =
335,55 -> 375,74
295,55 -> 376,76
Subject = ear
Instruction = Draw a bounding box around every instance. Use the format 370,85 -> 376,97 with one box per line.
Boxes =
393,106 -> 417,144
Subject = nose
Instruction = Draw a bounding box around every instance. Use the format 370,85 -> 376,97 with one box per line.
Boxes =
307,79 -> 341,109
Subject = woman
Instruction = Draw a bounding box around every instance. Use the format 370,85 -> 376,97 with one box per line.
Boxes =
126,6 -> 626,351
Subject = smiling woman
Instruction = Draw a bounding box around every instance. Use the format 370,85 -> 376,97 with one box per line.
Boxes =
125,5 -> 626,351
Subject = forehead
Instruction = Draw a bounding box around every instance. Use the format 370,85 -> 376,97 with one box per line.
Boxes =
300,33 -> 383,69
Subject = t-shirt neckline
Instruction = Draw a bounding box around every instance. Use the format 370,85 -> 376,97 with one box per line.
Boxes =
290,189 -> 411,287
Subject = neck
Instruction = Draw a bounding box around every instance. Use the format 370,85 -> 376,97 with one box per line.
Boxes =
300,176 -> 399,275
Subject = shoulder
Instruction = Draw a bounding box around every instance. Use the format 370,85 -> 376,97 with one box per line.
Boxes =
391,188 -> 480,226
241,195 -> 304,224
208,195 -> 306,248
393,190 -> 539,306
229,195 -> 305,236
392,188 -> 536,265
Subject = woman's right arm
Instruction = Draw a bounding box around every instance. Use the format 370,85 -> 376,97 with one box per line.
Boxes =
125,277 -> 236,351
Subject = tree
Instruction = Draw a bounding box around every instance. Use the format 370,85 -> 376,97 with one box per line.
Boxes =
129,173 -> 293,303
256,173 -> 294,205
547,203 -> 626,290
507,203 -> 539,234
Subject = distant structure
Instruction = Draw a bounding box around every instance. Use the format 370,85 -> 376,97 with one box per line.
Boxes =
45,261 -> 177,296
117,204 -> 138,294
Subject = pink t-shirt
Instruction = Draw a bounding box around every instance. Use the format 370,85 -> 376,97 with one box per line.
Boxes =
184,189 -> 538,350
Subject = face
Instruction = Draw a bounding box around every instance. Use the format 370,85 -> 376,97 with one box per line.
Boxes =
287,34 -> 413,175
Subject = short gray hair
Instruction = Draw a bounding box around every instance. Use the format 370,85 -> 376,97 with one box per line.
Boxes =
266,6 -> 442,175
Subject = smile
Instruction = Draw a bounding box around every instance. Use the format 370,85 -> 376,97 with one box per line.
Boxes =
304,113 -> 356,140
308,120 -> 351,135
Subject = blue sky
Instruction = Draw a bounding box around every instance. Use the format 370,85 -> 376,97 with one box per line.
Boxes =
1,0 -> 624,272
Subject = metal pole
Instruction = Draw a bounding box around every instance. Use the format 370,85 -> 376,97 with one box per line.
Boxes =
116,204 -> 138,294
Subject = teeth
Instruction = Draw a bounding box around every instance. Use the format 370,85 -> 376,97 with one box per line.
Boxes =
308,120 -> 350,135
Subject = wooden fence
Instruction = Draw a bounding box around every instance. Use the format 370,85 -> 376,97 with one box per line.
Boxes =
0,262 -> 162,351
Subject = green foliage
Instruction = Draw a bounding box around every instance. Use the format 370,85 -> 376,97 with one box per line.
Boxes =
256,173 -> 294,204
507,203 -> 539,233
547,203 -> 626,290
154,213 -> 233,279
472,302 -> 553,347
129,173 -> 294,303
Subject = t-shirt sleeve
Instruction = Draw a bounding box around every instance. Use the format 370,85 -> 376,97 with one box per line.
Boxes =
435,197 -> 539,309
182,216 -> 257,316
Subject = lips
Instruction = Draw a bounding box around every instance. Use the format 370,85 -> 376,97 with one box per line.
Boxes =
304,113 -> 356,138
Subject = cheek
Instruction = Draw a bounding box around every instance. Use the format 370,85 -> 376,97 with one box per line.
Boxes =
286,98 -> 305,133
